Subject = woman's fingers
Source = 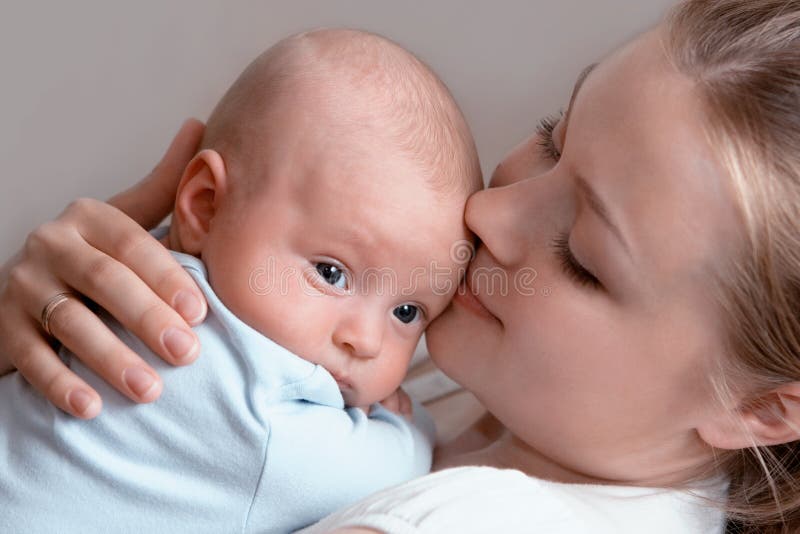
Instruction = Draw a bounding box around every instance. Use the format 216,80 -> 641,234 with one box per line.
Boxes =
379,387 -> 412,416
108,118 -> 205,229
70,198 -> 208,328
10,263 -> 166,409
0,307 -> 102,419
379,392 -> 400,413
30,215 -> 204,366
39,294 -> 163,404
397,387 -> 413,416
0,119 -> 206,414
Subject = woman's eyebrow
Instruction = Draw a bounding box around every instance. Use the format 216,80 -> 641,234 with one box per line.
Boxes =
563,63 -> 598,132
575,174 -> 632,258
562,63 -> 632,259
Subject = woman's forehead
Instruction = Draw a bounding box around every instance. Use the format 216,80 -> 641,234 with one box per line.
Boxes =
568,30 -> 743,292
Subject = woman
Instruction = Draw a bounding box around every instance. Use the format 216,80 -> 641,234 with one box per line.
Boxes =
1,1 -> 798,532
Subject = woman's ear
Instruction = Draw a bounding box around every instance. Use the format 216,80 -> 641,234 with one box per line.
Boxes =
172,149 -> 228,255
697,382 -> 800,450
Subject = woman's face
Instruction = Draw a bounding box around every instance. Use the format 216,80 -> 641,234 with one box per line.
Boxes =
426,29 -> 744,484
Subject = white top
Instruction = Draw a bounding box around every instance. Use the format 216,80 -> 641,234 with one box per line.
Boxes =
299,465 -> 728,534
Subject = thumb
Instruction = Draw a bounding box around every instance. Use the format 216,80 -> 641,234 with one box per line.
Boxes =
379,391 -> 401,414
107,118 -> 205,229
398,388 -> 413,416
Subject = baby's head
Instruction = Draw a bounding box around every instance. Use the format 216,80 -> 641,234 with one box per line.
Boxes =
168,29 -> 481,407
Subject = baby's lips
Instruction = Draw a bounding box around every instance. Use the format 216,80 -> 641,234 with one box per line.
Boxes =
330,371 -> 352,390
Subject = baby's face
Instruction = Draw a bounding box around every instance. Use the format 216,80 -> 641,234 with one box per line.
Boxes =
201,114 -> 471,407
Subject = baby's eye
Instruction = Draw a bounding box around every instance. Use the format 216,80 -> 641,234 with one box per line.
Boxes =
315,262 -> 348,289
393,304 -> 420,324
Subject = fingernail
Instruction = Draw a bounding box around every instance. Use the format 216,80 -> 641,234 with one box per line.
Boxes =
122,367 -> 159,399
67,389 -> 97,417
162,327 -> 198,363
174,290 -> 205,325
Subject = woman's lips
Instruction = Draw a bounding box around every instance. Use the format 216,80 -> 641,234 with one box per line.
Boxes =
453,275 -> 499,322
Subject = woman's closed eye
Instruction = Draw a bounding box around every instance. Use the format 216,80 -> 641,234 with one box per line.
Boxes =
551,233 -> 602,289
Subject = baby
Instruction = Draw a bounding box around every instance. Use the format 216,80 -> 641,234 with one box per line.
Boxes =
0,29 -> 481,533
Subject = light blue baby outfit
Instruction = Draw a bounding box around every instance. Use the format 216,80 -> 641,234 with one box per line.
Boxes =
0,236 -> 435,533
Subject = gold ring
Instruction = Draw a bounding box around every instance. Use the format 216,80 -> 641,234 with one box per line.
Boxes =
40,291 -> 74,337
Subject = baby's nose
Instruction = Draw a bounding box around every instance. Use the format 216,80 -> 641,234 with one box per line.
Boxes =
333,313 -> 384,359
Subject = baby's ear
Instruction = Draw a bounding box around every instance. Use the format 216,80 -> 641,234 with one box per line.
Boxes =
697,382 -> 800,450
172,149 -> 228,255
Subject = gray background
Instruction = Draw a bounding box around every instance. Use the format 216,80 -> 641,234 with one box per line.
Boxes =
0,0 -> 675,260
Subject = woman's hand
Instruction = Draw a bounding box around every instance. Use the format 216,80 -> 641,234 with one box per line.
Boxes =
0,119 -> 208,419
378,387 -> 413,417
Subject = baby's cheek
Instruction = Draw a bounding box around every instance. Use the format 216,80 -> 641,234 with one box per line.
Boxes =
375,351 -> 415,401
349,360 -> 406,407
261,299 -> 335,364
211,255 -> 330,359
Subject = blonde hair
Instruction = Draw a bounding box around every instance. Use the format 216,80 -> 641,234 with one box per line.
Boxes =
664,1 -> 800,532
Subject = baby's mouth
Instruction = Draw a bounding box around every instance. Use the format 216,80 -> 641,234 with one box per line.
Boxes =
330,371 -> 352,390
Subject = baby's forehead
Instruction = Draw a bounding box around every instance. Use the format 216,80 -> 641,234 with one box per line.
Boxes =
292,157 -> 470,264
338,209 -> 468,304
244,91 -> 467,201
300,153 -> 467,236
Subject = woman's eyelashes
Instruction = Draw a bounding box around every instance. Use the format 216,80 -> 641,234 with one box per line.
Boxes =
536,109 -> 564,162
538,114 -> 601,291
551,233 -> 602,290
315,261 -> 349,290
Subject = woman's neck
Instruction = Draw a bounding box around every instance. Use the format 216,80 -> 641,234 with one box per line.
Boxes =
434,430 -> 601,484
433,412 -> 720,487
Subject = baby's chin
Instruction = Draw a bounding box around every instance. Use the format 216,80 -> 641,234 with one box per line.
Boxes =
340,385 -> 387,411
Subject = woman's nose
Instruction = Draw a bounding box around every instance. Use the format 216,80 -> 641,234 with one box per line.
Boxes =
332,310 -> 384,359
465,181 -> 535,268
